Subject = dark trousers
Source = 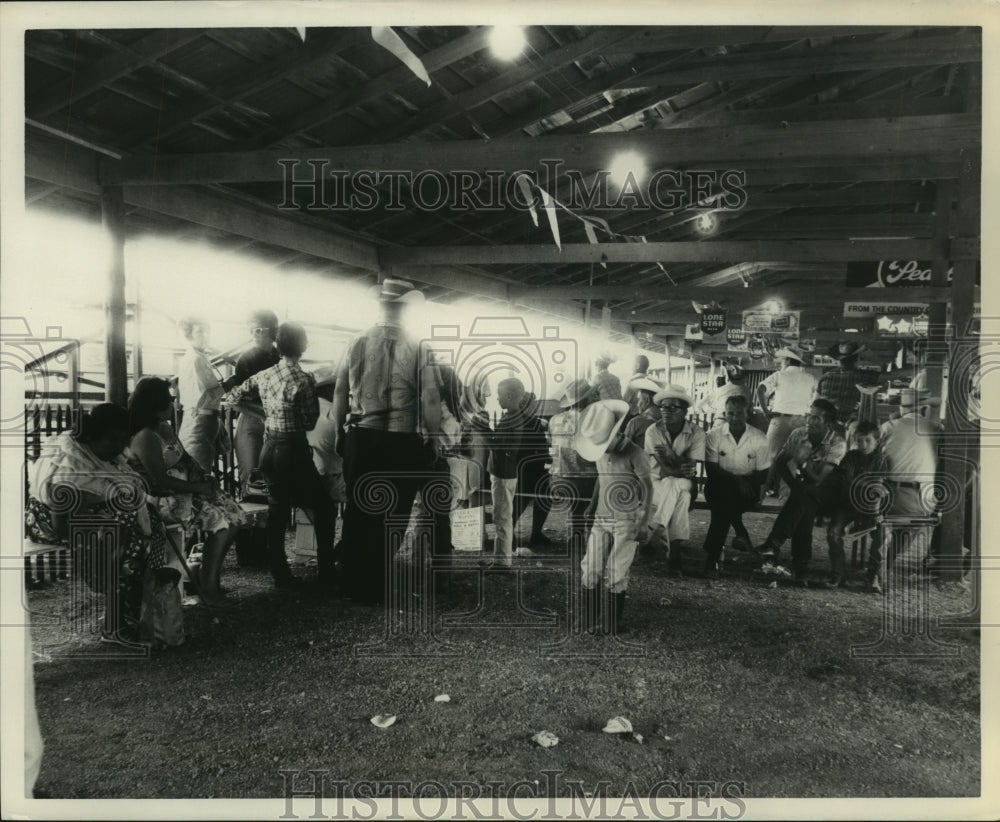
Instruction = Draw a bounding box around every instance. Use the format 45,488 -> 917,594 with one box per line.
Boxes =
513,458 -> 552,539
766,481 -> 837,573
259,433 -> 337,585
702,473 -> 758,563
340,427 -> 427,604
551,474 -> 597,556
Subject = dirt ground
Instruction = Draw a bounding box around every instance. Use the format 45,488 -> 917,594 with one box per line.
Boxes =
26,504 -> 980,801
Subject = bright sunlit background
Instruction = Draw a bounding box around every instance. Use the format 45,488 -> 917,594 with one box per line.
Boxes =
9,210 -> 669,411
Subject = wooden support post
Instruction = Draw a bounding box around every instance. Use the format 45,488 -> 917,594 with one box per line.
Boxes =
925,181 -> 953,422
101,186 -> 128,407
937,150 -> 979,583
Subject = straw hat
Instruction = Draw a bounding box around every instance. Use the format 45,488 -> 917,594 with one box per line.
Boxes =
899,387 -> 941,409
628,376 -> 662,395
652,384 -> 692,407
774,346 -> 805,364
574,400 -> 630,462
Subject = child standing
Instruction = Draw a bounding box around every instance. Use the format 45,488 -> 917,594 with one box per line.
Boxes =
825,420 -> 889,589
576,400 -> 653,634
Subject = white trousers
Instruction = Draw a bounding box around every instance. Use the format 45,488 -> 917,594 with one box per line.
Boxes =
490,476 -> 517,567
649,476 -> 692,543
581,516 -> 641,593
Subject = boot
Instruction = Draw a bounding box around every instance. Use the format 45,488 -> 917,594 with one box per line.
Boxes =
579,585 -> 601,634
198,531 -> 232,606
612,591 -> 629,635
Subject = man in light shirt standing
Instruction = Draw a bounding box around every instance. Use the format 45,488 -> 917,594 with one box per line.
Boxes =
756,346 -> 816,497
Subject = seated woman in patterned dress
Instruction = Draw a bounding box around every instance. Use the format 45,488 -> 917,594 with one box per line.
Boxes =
26,403 -> 168,647
127,377 -> 245,608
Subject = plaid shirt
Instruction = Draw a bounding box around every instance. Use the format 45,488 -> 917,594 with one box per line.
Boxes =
816,367 -> 881,421
226,360 -> 318,435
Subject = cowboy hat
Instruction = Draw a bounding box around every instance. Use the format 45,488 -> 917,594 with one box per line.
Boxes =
309,364 -> 337,388
628,376 -> 662,395
653,384 -> 692,407
899,387 -> 941,408
574,400 -> 630,462
559,378 -> 595,408
368,277 -> 425,304
774,346 -> 805,364
828,341 -> 867,359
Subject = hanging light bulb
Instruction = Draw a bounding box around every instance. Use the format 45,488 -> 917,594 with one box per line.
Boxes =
608,151 -> 648,189
693,212 -> 718,235
489,26 -> 526,60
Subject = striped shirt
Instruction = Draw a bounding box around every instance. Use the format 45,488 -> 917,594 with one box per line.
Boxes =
226,360 -> 318,435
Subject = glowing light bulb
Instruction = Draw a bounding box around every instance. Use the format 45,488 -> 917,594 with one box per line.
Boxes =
608,151 -> 648,189
693,212 -> 718,235
489,26 -> 526,60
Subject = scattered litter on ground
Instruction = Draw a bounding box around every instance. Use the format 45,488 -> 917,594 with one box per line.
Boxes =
532,731 -> 559,748
371,715 -> 397,728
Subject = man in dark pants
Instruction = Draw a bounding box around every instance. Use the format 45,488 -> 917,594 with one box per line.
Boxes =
226,322 -> 338,592
702,395 -> 770,578
511,390 -> 553,550
754,398 -> 847,585
332,278 -> 442,605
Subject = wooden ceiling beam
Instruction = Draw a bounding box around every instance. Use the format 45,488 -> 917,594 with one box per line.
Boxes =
382,239 -> 942,267
257,28 -> 494,149
104,114 -> 980,185
122,29 -> 360,148
599,26 -> 932,53
616,34 -> 979,90
373,27 -> 636,144
28,29 -> 202,119
509,283 -> 967,304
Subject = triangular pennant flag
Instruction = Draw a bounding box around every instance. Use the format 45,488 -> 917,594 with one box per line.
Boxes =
516,175 -> 538,227
587,215 -> 613,236
295,27 -> 307,42
540,189 -> 561,251
371,26 -> 432,87
582,221 -> 606,269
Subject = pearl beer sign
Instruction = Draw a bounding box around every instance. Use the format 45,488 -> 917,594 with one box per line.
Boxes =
846,260 -> 958,288
701,310 -> 726,336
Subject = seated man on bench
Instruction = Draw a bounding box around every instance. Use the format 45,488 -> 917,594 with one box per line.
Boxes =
701,394 -> 770,578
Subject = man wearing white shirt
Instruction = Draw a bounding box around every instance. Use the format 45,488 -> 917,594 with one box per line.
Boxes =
756,346 -> 816,496
702,395 -> 770,577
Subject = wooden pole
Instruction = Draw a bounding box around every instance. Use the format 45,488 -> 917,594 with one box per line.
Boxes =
101,186 -> 128,407
937,149 -> 980,583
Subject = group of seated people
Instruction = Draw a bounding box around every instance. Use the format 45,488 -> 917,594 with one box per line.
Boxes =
24,305 -> 957,644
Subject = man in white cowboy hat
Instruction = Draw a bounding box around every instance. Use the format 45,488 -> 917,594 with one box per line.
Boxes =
575,399 -> 653,634
643,384 -> 706,576
548,378 -> 599,553
622,376 -> 662,446
332,278 -> 444,604
756,345 -> 816,497
815,340 -> 881,427
622,354 -> 651,414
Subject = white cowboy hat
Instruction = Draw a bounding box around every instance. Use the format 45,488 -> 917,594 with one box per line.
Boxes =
559,378 -> 595,408
628,376 -> 662,395
573,399 -> 629,462
774,346 -> 805,363
899,387 -> 941,408
368,277 -> 425,304
652,384 -> 692,407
